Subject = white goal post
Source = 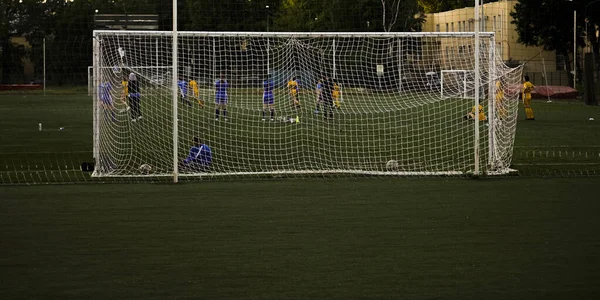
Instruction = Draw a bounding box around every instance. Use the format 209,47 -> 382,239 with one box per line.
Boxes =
92,31 -> 522,179
440,70 -> 478,99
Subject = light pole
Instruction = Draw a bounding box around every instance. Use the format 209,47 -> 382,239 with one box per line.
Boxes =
574,9 -> 577,87
569,0 -> 576,87
266,5 -> 270,32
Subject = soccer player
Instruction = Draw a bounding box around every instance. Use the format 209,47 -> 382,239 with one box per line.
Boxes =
332,79 -> 341,108
189,78 -> 203,107
314,79 -> 323,114
128,72 -> 142,121
495,80 -> 506,120
121,76 -> 128,102
321,76 -> 335,120
178,77 -> 191,107
287,76 -> 300,108
522,75 -> 535,120
215,74 -> 229,121
464,104 -> 487,121
99,81 -> 116,122
180,136 -> 212,172
262,75 -> 275,121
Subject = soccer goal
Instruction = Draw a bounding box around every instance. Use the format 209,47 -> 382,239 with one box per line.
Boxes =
440,70 -> 477,99
92,31 -> 522,180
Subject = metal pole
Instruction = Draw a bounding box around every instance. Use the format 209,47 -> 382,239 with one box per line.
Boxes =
156,38 -> 159,88
332,39 -> 336,79
573,9 -> 577,88
43,38 -> 46,96
266,5 -> 270,74
398,38 -> 402,93
474,0 -> 480,175
172,0 -> 179,183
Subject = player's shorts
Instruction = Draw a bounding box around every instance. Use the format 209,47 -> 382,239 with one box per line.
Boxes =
128,93 -> 140,100
215,96 -> 228,105
263,94 -> 274,105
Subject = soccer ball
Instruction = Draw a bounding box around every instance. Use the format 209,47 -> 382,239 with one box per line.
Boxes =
139,163 -> 152,174
386,160 -> 399,171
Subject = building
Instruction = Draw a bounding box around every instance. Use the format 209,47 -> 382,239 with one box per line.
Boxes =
422,0 -> 569,85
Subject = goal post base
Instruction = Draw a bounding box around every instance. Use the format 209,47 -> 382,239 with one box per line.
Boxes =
91,168 -> 520,179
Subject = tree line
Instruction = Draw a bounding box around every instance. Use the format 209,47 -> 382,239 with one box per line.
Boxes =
1,0 -> 598,87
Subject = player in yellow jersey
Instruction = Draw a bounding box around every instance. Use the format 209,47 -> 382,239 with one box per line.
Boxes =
121,77 -> 128,102
464,104 -> 487,121
522,75 -> 535,120
287,76 -> 300,108
332,80 -> 341,108
189,79 -> 203,107
495,80 -> 506,120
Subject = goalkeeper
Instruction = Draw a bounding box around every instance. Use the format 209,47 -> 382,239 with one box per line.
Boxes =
180,136 -> 212,172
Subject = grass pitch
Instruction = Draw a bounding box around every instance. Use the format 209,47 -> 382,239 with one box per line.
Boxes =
1,90 -> 600,298
1,177 -> 600,298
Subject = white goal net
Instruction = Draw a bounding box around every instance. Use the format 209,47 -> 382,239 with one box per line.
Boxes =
92,31 -> 522,179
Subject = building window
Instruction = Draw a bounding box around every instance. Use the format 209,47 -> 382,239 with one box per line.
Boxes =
458,22 -> 462,32
436,24 -> 440,32
451,22 -> 454,32
446,23 -> 449,32
463,21 -> 467,32
493,16 -> 496,32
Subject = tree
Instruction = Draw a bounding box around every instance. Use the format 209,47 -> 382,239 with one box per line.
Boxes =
582,0 -> 600,94
511,0 -> 586,87
418,0 -> 501,13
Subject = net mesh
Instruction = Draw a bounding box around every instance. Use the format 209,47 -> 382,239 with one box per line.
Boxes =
92,31 -> 523,178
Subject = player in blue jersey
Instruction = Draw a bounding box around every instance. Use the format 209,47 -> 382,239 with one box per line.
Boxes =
99,81 -> 117,121
128,72 -> 142,121
262,75 -> 275,121
180,136 -> 212,172
178,77 -> 191,107
215,74 -> 229,121
321,76 -> 335,120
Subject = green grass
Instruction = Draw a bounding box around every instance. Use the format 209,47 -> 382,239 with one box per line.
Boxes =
1,90 -> 600,298
1,178 -> 600,299
1,91 -> 599,182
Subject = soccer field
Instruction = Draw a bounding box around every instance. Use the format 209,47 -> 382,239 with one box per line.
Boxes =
1,177 -> 600,298
1,90 -> 600,298
1,90 -> 600,182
